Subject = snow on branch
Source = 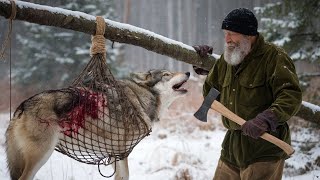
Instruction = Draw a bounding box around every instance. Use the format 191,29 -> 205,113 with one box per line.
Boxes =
295,101 -> 320,125
0,0 -> 218,70
302,101 -> 320,114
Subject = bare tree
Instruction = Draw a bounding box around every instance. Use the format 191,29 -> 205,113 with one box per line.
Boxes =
123,0 -> 131,24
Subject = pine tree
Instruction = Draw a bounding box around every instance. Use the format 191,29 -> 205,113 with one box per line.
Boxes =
254,0 -> 320,63
254,0 -> 320,104
14,0 -> 125,90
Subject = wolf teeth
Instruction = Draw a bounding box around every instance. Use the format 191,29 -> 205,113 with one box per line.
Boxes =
173,80 -> 187,91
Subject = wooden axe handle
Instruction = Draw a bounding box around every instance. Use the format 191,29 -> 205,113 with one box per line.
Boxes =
211,101 -> 295,156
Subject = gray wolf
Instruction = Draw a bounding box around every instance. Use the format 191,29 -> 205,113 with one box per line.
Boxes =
5,69 -> 190,180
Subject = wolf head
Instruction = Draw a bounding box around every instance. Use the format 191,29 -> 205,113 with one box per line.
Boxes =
130,69 -> 190,93
130,69 -> 190,113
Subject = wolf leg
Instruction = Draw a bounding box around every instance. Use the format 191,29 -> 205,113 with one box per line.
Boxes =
112,157 -> 129,180
5,119 -> 25,180
10,115 -> 60,180
19,138 -> 58,180
19,130 -> 59,180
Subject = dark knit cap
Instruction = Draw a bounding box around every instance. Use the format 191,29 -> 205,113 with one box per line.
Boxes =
221,8 -> 258,36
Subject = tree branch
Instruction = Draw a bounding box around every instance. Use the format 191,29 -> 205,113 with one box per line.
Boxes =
0,0 -> 217,70
298,72 -> 320,78
0,0 -> 319,124
295,102 -> 320,125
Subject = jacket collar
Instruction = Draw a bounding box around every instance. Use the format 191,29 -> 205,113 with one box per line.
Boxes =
246,33 -> 265,58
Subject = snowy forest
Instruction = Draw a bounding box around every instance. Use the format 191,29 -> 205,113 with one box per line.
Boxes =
0,0 -> 319,179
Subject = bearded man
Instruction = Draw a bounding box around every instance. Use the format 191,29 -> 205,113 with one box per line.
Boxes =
193,8 -> 302,180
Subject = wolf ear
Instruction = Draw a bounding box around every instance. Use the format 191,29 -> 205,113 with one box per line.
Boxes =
130,72 -> 150,84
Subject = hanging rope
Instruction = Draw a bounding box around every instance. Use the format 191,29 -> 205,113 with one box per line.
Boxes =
54,16 -> 151,178
0,0 -> 16,60
0,0 -> 16,119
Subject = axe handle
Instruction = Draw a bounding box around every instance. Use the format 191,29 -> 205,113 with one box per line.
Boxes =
211,101 -> 295,156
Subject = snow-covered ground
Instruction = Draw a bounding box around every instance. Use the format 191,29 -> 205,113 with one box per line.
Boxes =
0,112 -> 319,180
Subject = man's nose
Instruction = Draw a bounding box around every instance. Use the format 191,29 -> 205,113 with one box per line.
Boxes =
225,34 -> 231,43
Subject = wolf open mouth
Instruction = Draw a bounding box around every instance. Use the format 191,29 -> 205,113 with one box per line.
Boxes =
172,79 -> 188,93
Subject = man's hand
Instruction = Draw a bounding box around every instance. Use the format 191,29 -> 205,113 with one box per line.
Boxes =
241,109 -> 278,139
192,45 -> 213,75
193,45 -> 213,58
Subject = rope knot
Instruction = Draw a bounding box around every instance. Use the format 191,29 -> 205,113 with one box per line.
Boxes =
90,16 -> 106,56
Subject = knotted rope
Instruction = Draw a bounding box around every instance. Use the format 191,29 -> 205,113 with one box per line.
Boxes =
90,16 -> 106,57
1,0 -> 16,121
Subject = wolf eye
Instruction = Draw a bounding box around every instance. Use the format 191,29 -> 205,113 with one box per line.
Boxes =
163,72 -> 170,76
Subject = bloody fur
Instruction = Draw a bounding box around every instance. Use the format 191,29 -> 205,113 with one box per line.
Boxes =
58,89 -> 105,137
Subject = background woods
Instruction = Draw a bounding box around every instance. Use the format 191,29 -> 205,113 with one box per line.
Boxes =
1,0 -> 319,107
0,0 -> 319,179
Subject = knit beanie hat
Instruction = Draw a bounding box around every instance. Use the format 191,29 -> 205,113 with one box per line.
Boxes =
221,8 -> 258,36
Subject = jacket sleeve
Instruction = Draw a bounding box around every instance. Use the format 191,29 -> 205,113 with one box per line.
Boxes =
203,60 -> 221,98
203,66 -> 214,97
267,52 -> 302,124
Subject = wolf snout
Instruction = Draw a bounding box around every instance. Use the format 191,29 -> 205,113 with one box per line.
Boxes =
185,72 -> 190,77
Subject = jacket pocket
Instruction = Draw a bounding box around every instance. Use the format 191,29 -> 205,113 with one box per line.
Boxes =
238,76 -> 271,120
239,76 -> 269,106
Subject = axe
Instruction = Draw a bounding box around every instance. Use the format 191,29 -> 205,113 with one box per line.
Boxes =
194,88 -> 295,156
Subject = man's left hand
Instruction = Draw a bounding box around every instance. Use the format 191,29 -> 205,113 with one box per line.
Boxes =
241,109 -> 278,139
193,45 -> 213,58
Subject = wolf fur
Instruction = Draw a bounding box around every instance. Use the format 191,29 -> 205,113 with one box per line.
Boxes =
5,69 -> 190,180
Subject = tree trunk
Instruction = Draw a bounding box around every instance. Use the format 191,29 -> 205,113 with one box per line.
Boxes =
0,0 -> 319,124
123,0 -> 131,24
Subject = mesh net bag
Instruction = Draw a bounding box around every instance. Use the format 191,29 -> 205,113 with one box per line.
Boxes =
54,16 -> 151,176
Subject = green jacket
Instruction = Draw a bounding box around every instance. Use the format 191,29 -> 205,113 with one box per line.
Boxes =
203,34 -> 302,168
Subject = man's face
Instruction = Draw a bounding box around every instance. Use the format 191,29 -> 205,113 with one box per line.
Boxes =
223,30 -> 252,66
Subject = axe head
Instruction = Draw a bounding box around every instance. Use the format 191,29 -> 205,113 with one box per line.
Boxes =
194,88 -> 220,122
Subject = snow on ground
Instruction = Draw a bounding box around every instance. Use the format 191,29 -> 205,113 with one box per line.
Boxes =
0,112 -> 319,180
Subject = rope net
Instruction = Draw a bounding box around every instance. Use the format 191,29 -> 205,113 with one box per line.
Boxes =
54,16 -> 151,172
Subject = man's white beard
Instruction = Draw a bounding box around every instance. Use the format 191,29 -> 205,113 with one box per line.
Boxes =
223,37 -> 251,66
